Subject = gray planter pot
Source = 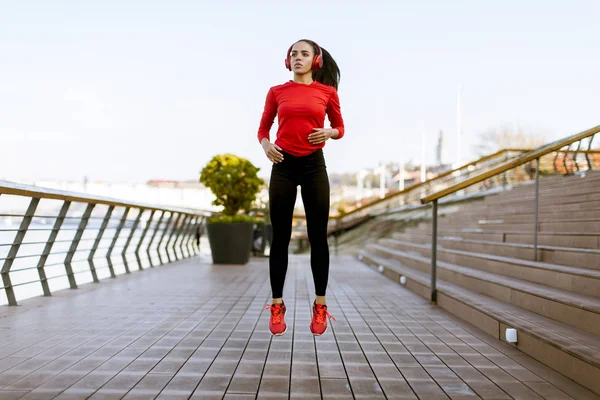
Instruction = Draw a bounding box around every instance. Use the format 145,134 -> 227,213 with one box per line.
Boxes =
206,222 -> 254,264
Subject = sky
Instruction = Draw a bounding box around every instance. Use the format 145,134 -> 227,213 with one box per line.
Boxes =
1,0 -> 599,183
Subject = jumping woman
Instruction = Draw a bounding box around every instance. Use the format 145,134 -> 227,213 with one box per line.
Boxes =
257,39 -> 345,336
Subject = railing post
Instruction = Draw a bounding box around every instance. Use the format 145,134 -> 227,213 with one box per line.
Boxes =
189,216 -> 203,255
585,134 -> 595,171
1,197 -> 40,306
533,158 -> 540,261
170,213 -> 187,261
502,151 -> 508,190
157,212 -> 175,265
181,216 -> 196,258
574,139 -> 583,172
176,216 -> 188,259
164,213 -> 182,263
135,209 -> 155,270
89,205 -> 114,282
187,215 -> 200,256
107,207 -> 130,277
563,144 -> 571,174
175,214 -> 192,259
64,203 -> 95,289
37,201 -> 70,294
146,211 -> 165,267
430,199 -> 438,304
198,216 -> 206,254
122,208 -> 144,272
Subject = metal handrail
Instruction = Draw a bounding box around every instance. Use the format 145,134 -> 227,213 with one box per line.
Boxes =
330,149 -> 522,219
1,180 -> 212,306
294,148 -> 531,222
290,148 -> 576,257
420,124 -> 600,304
421,125 -> 600,204
0,180 -> 211,215
290,148 -> 534,251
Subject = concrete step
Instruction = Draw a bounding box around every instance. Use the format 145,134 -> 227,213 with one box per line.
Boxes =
484,188 -> 600,206
431,218 -> 600,233
472,194 -> 600,213
392,232 -> 600,270
381,237 -> 600,296
356,249 -> 600,396
366,243 -> 600,336
488,173 -> 600,197
425,229 -> 600,249
413,217 -> 600,234
442,209 -> 600,223
407,226 -> 597,242
471,218 -> 600,233
417,203 -> 600,232
466,177 -> 600,205
479,193 -> 600,210
474,200 -> 600,213
481,178 -> 600,203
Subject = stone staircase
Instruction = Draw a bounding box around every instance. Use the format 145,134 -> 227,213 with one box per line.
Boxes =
357,171 -> 600,395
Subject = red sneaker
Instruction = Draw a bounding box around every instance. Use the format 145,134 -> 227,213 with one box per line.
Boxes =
310,302 -> 336,336
265,302 -> 287,336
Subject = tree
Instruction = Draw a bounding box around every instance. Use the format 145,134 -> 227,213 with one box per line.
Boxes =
474,124 -> 546,156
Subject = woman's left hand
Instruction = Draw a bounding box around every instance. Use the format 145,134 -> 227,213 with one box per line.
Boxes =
308,128 -> 336,144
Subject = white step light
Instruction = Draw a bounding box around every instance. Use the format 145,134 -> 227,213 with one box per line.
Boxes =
505,328 -> 518,343
400,276 -> 407,285
378,265 -> 384,273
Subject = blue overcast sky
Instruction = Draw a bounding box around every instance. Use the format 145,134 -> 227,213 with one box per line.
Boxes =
1,0 -> 599,182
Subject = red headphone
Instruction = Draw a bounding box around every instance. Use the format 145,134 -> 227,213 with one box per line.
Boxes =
285,40 -> 323,71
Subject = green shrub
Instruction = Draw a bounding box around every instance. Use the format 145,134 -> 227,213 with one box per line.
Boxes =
200,154 -> 264,221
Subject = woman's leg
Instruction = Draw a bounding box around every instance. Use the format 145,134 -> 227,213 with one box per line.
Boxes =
269,164 -> 298,300
300,155 -> 330,300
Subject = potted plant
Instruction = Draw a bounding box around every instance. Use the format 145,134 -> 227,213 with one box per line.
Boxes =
200,154 -> 264,264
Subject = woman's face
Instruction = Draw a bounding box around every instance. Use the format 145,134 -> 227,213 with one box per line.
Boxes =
289,41 -> 315,74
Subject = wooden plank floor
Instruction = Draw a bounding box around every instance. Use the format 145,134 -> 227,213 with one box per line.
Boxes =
0,254 -> 598,400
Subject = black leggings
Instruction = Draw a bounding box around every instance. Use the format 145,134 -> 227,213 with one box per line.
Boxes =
269,149 -> 330,298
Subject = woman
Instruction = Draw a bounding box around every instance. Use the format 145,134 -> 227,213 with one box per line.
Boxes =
257,39 -> 345,336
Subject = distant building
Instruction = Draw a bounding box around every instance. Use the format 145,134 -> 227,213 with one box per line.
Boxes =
146,179 -> 205,189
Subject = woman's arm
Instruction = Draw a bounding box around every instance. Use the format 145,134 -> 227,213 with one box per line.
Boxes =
257,88 -> 277,144
326,89 -> 344,140
258,88 -> 284,163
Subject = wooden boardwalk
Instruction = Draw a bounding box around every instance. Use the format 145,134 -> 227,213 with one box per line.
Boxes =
0,254 -> 598,400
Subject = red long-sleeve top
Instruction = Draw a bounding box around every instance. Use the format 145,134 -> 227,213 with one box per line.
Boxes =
257,80 -> 345,156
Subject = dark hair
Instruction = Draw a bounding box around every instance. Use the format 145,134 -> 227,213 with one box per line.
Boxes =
297,39 -> 340,90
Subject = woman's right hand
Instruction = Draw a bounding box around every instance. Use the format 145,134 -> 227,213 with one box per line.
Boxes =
262,140 -> 284,163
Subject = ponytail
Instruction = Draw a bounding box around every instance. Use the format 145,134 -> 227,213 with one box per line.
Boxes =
297,39 -> 341,90
313,46 -> 340,90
